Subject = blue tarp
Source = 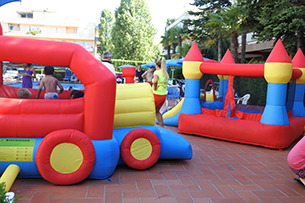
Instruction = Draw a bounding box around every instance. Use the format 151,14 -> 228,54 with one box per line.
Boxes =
118,64 -> 135,69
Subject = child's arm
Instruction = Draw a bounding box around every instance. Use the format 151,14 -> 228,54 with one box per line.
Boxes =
57,80 -> 64,94
36,81 -> 44,99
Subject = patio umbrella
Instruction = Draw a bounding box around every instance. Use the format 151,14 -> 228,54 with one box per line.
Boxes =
166,59 -> 182,68
141,62 -> 155,69
0,0 -> 20,7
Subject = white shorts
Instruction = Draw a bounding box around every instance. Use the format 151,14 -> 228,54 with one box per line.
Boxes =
44,92 -> 58,99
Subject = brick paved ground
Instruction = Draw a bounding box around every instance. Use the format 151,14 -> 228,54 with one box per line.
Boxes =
9,124 -> 305,203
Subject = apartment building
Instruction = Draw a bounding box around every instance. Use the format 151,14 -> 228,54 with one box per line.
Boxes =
0,9 -> 96,54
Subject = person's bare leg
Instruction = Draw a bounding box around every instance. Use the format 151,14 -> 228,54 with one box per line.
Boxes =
155,106 -> 164,127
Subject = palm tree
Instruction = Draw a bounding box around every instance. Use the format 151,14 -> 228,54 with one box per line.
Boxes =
205,5 -> 244,62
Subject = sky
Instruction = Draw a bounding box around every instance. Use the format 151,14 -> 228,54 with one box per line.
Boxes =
0,0 -> 195,43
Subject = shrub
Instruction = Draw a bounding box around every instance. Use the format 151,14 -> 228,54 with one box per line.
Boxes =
0,182 -> 22,203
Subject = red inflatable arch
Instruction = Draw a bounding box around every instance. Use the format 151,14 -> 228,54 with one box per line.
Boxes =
0,36 -> 116,140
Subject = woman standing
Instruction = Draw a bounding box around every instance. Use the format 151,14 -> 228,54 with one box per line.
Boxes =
7,63 -> 36,88
153,58 -> 169,127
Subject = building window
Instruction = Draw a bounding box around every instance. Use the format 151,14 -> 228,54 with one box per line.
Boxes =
20,12 -> 33,19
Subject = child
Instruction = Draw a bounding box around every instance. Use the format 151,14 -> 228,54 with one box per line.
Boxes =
17,88 -> 32,99
36,66 -> 64,99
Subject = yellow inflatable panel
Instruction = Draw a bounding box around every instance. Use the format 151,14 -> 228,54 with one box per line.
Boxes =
264,62 -> 292,83
0,164 -> 20,192
114,83 -> 156,128
163,98 -> 184,119
183,61 -> 203,79
131,138 -> 152,160
50,143 -> 83,174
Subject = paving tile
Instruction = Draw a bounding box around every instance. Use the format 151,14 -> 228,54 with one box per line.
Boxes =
141,197 -> 177,203
276,197 -> 305,203
123,190 -> 156,198
274,185 -> 302,197
236,191 -> 262,202
151,179 -> 181,185
147,166 -> 162,175
196,180 -> 217,191
106,185 -> 137,191
36,185 -> 71,192
171,191 -> 194,203
210,197 -> 247,203
28,191 -> 51,203
154,185 -> 173,198
161,171 -> 178,179
105,191 -> 122,203
230,184 -> 262,191
17,199 -> 31,203
251,180 -> 277,190
193,198 -> 213,203
230,175 -> 254,185
67,198 -> 104,203
136,179 -> 153,191
121,174 -> 136,185
18,185 -> 37,198
177,175 -> 197,185
252,190 -> 286,198
10,178 -> 26,191
135,174 -> 163,180
123,198 -> 141,203
70,180 -> 90,192
87,185 -> 104,198
189,191 -> 222,198
48,199 -> 67,203
169,185 -> 201,192
216,185 -> 239,197
259,197 -> 283,203
51,191 -> 87,199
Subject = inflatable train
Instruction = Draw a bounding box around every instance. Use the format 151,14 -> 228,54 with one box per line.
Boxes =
0,34 -> 192,185
163,40 -> 305,149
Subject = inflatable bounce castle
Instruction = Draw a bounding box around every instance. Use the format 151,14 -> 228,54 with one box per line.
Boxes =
0,26 -> 192,186
163,40 -> 305,149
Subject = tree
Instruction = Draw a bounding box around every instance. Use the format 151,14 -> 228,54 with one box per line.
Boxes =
249,0 -> 305,55
206,5 -> 244,62
111,0 -> 157,61
97,9 -> 114,57
185,0 -> 231,61
161,18 -> 176,59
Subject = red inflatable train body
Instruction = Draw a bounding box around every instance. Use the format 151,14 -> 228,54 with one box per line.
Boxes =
0,33 -> 192,185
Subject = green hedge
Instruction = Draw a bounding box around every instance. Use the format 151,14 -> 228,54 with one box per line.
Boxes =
235,77 -> 267,106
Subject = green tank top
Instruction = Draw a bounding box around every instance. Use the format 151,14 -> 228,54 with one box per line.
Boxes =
153,69 -> 167,95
